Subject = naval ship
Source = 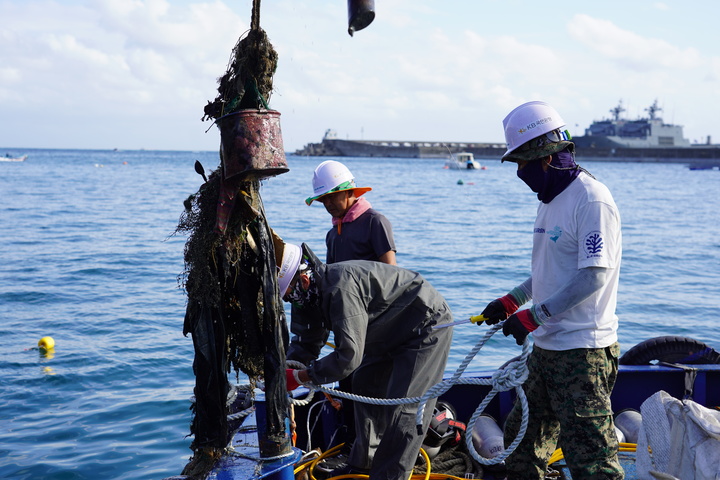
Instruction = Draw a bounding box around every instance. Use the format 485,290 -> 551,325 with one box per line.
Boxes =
576,100 -> 690,149
294,101 -> 720,168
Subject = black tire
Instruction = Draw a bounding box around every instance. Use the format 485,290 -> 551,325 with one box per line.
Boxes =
619,335 -> 720,365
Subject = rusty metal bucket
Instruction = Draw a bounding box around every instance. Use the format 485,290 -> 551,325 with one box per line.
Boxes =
219,109 -> 289,181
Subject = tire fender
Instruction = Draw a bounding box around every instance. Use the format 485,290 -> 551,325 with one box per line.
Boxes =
619,335 -> 720,365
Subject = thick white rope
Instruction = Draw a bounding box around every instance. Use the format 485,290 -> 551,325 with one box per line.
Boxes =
285,321 -> 533,465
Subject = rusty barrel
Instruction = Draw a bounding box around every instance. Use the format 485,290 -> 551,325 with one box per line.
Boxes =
219,109 -> 289,181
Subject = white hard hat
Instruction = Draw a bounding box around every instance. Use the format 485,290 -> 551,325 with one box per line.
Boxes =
305,160 -> 371,205
502,101 -> 566,158
277,243 -> 302,295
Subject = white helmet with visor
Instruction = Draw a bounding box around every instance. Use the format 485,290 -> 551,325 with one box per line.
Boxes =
502,101 -> 569,161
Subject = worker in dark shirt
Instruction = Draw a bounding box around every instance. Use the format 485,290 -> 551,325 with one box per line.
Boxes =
306,160 -> 396,265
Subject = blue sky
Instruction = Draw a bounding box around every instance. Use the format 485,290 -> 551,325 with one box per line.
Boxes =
1,0 -> 718,151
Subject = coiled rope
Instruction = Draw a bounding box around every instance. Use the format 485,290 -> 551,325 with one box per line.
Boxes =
286,321 -> 533,465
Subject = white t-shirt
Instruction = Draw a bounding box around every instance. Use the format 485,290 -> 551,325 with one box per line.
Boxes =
530,173 -> 622,350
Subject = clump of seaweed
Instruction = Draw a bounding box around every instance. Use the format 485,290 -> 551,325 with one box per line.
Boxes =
203,28 -> 278,122
180,446 -> 224,479
176,171 -> 222,309
176,174 -> 269,379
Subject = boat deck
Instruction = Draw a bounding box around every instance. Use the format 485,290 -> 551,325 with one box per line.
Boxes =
198,364 -> 720,480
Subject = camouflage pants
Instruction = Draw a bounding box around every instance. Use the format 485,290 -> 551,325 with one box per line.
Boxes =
503,343 -> 623,480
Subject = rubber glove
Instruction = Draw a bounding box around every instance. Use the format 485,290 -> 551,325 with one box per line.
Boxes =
286,369 -> 301,391
481,293 -> 520,325
503,309 -> 540,345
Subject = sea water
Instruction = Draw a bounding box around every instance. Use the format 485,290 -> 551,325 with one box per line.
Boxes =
1,149 -> 718,479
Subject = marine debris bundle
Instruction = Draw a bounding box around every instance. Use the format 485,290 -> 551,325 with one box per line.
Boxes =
176,4 -> 290,476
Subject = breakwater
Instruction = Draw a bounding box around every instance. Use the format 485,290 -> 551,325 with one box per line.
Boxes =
295,137 -> 720,167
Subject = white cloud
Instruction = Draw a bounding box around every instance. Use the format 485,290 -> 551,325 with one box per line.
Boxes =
0,0 -> 249,148
0,67 -> 22,83
567,14 -> 702,70
45,33 -> 115,67
0,0 -> 718,150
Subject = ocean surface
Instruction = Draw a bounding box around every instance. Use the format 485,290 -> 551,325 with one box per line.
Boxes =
1,148 -> 718,479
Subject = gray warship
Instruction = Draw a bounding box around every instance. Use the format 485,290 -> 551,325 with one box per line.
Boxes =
294,100 -> 720,168
577,100 -> 690,149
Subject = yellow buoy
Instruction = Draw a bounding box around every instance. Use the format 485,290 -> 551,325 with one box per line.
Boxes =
38,336 -> 55,350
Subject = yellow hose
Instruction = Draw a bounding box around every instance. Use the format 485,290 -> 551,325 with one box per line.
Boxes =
415,447 -> 431,480
548,442 -> 638,465
296,444 -> 484,480
307,444 -> 345,480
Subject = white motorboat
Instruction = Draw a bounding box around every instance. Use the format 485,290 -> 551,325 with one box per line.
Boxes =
444,152 -> 482,170
1,154 -> 28,162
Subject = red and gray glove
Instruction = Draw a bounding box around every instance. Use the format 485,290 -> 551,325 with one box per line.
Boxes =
503,309 -> 541,345
481,293 -> 521,325
286,369 -> 302,391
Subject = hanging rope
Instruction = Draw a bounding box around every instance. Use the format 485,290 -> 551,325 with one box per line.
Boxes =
202,0 -> 277,123
251,0 -> 261,31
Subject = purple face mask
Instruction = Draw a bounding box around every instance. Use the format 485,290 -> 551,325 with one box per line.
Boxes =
516,148 -> 580,203
516,158 -> 546,195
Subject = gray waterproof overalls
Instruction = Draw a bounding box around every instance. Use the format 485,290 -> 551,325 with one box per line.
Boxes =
287,245 -> 453,480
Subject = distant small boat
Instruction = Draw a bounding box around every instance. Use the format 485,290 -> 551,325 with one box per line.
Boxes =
444,152 -> 483,170
1,154 -> 28,162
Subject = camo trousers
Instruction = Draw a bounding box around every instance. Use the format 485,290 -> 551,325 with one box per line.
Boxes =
503,343 -> 624,480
